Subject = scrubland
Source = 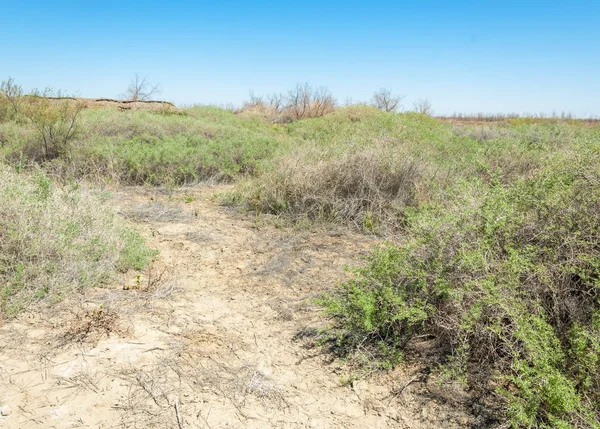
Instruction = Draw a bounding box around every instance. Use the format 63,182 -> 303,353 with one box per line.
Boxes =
1,83 -> 600,428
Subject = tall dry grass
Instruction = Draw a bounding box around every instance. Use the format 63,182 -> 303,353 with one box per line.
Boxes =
239,143 -> 424,232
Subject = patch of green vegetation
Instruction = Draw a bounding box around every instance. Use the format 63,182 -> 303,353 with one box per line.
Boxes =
0,105 -> 288,185
4,80 -> 600,426
0,165 -> 157,317
323,146 -> 600,427
237,109 -> 592,235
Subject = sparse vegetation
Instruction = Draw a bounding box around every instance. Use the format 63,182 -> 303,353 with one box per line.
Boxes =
0,164 -> 156,317
1,99 -> 285,185
2,75 -> 600,427
321,131 -> 600,427
0,77 -> 24,120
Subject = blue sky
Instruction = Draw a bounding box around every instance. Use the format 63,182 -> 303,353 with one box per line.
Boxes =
1,1 -> 599,116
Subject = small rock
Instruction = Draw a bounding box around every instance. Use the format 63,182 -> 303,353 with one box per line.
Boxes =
1,405 -> 11,416
456,416 -> 470,425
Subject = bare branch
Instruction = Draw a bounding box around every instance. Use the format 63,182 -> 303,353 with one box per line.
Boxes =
413,98 -> 433,115
123,73 -> 161,101
371,88 -> 403,112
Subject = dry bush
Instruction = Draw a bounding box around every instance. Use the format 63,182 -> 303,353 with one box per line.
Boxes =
242,143 -> 423,231
239,92 -> 288,121
1,78 -> 85,160
119,335 -> 286,427
21,94 -> 85,160
123,264 -> 175,297
286,83 -> 336,119
63,305 -> 126,345
266,92 -> 285,113
413,98 -> 433,115
239,83 -> 336,122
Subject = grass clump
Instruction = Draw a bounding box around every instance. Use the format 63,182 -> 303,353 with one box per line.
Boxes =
240,142 -> 422,232
322,147 -> 600,427
0,164 -> 157,317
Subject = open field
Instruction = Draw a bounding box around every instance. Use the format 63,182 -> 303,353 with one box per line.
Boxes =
1,93 -> 600,428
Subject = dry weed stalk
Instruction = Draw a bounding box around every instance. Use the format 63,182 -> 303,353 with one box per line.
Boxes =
62,305 -> 127,346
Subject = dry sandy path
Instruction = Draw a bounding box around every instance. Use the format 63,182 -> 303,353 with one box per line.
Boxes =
0,186 -> 473,428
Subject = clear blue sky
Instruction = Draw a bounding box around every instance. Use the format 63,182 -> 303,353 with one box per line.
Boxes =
1,1 -> 599,116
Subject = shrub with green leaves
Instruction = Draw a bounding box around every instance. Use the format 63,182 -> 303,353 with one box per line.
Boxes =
21,95 -> 85,160
323,147 -> 600,427
235,108 -> 590,234
0,164 -> 157,317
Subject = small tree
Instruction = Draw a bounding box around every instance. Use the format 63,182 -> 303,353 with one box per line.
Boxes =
123,73 -> 160,101
311,86 -> 336,117
371,88 -> 403,112
266,92 -> 285,114
413,98 -> 433,115
240,84 -> 336,121
0,77 -> 24,120
286,83 -> 335,119
286,83 -> 309,119
23,89 -> 84,160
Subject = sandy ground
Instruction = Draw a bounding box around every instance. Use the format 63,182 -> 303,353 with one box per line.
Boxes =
0,186 -> 476,428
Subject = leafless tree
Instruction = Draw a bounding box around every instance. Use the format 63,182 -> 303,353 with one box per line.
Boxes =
242,91 -> 287,115
287,83 -> 309,119
242,91 -> 265,110
266,92 -> 285,113
286,83 -> 335,119
123,74 -> 161,101
311,86 -> 336,117
413,98 -> 433,115
240,84 -> 336,120
371,88 -> 403,112
248,91 -> 263,105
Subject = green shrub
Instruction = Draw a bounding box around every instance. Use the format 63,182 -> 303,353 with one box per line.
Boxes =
0,77 -> 23,122
1,105 -> 286,185
0,80 -> 85,161
21,95 -> 84,160
323,147 -> 600,427
0,164 -> 157,317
